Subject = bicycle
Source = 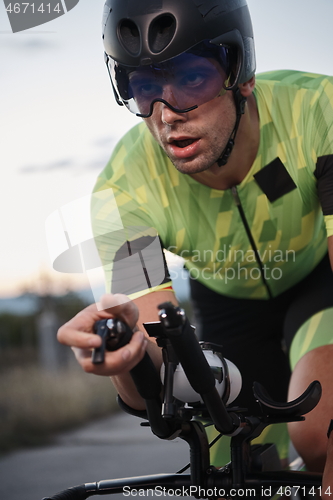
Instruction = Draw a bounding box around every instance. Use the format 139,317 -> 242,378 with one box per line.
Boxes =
42,302 -> 325,500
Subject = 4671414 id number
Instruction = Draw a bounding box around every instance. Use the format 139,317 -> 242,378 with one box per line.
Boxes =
5,3 -> 62,14
277,486 -> 331,497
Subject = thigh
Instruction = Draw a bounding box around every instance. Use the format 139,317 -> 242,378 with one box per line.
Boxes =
284,253 -> 333,369
190,279 -> 291,415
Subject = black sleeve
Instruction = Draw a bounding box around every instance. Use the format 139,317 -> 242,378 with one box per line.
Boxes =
314,154 -> 333,215
111,232 -> 171,295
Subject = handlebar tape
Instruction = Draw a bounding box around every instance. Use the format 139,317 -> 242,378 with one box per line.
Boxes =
131,354 -> 175,439
164,318 -> 217,395
93,318 -> 174,438
130,353 -> 162,400
41,484 -> 89,500
164,317 -> 236,434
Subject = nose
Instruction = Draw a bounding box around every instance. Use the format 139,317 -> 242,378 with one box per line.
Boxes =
159,86 -> 188,125
161,102 -> 188,126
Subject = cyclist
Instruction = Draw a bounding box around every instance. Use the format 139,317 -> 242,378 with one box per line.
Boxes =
58,0 -> 333,493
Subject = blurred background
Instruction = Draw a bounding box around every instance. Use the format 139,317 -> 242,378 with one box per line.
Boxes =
1,0 -> 333,453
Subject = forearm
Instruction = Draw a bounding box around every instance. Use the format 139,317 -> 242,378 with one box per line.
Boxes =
111,336 -> 163,410
111,290 -> 178,409
111,372 -> 145,410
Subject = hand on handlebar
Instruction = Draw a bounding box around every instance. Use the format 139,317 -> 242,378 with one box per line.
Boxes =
57,294 -> 148,376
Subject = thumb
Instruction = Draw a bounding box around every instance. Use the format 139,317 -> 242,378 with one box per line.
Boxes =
98,293 -> 139,329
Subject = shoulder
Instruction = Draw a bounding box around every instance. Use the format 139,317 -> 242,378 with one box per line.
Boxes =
256,69 -> 333,85
254,70 -> 333,132
110,122 -> 158,168
255,69 -> 333,98
95,122 -> 170,192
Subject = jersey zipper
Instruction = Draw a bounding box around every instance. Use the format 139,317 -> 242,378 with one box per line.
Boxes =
231,186 -> 273,299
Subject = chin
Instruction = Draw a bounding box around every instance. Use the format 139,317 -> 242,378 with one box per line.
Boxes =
171,157 -> 217,175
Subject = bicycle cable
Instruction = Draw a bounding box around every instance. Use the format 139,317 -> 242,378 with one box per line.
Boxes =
175,425 -> 223,474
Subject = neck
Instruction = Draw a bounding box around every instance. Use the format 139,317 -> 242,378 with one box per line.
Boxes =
190,93 -> 259,190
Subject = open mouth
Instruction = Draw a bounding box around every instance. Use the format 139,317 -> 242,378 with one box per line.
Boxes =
173,139 -> 196,148
167,137 -> 201,159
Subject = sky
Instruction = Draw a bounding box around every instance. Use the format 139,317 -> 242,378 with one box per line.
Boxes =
1,0 -> 333,299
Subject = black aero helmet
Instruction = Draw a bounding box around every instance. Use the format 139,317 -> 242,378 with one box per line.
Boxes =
102,0 -> 255,82
102,0 -> 255,119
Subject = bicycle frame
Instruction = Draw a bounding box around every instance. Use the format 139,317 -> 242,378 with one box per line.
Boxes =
42,303 -> 323,500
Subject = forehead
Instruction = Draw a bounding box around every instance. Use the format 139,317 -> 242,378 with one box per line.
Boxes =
128,54 -> 224,79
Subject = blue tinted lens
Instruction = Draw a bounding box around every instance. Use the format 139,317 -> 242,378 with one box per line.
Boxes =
109,41 -> 237,117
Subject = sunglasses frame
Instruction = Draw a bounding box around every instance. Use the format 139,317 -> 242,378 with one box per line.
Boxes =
105,41 -> 242,118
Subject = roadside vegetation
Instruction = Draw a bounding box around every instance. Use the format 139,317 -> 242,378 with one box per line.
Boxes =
0,288 -> 193,454
0,291 -> 118,454
0,364 -> 118,453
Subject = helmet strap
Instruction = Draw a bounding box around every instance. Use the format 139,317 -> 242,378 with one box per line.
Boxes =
217,88 -> 247,167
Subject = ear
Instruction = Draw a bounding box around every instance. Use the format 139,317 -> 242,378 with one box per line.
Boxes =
239,76 -> 255,97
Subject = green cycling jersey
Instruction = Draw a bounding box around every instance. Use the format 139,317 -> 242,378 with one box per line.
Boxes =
92,70 -> 333,300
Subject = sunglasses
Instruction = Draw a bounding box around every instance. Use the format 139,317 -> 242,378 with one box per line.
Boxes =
106,40 -> 240,117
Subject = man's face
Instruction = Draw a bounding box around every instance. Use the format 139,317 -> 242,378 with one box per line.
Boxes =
109,43 -> 239,173
144,91 -> 236,174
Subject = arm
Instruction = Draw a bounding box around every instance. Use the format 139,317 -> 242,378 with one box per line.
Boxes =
111,290 -> 178,410
57,290 -> 178,411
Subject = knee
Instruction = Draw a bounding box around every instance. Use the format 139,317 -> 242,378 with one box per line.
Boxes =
287,346 -> 333,473
288,420 -> 327,472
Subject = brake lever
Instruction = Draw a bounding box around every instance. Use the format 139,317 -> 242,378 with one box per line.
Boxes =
92,318 -> 133,364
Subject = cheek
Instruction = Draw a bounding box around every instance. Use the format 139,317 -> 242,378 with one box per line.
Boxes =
209,98 -> 235,131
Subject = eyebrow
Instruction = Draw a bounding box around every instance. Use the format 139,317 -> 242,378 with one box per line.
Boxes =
129,58 -> 220,81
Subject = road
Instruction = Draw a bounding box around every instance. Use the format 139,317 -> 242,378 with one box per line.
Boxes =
0,412 -> 190,500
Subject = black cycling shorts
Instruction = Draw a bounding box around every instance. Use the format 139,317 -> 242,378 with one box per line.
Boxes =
189,253 -> 333,415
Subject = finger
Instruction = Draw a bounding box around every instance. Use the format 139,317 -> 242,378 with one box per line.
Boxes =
58,294 -> 139,357
57,296 -> 130,345
66,302 -> 116,331
99,294 -> 139,329
58,325 -> 102,348
75,330 -> 148,376
71,346 -> 91,361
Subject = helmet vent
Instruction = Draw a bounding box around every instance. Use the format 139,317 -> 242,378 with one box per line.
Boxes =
119,19 -> 141,56
148,14 -> 176,54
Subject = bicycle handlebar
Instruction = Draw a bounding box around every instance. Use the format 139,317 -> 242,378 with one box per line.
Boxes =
93,319 -> 162,399
92,304 -> 321,432
157,302 -> 240,434
43,303 -> 323,499
93,318 -> 177,439
42,484 -> 89,500
93,306 -> 240,435
42,468 -> 322,500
